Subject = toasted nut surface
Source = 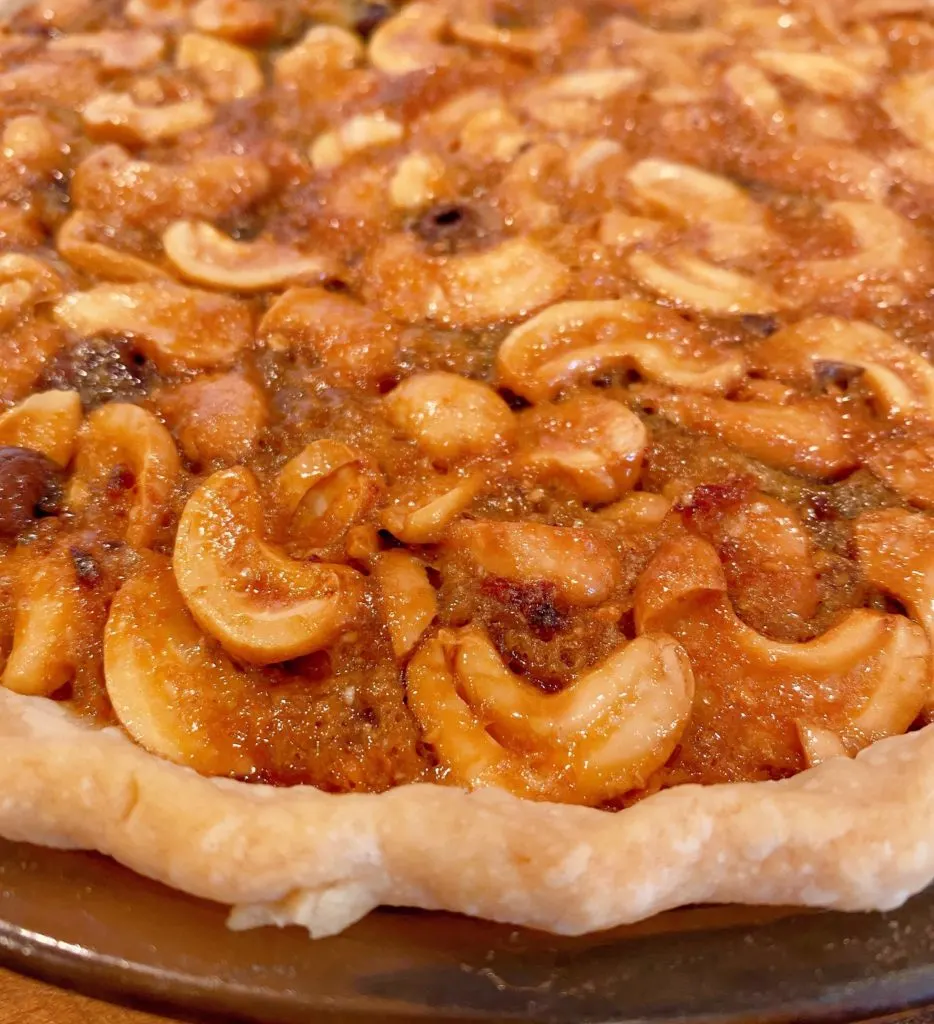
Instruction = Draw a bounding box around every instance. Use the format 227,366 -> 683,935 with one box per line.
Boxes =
174,467 -> 365,664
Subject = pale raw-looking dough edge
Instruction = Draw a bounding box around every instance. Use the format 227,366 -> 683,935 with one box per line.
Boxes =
1,686 -> 932,938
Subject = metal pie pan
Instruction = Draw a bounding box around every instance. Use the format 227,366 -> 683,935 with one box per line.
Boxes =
2,837 -> 934,1022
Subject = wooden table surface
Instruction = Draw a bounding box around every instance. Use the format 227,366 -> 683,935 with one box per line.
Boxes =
0,966 -> 180,1023
5,964 -> 934,1024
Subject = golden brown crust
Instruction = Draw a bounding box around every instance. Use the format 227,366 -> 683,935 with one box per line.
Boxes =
4,686 -> 934,938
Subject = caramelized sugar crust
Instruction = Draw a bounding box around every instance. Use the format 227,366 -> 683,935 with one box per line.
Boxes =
2,0 -> 934,804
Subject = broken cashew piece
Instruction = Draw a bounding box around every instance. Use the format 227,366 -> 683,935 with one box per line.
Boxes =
57,212 -> 169,283
754,50 -> 878,99
309,113 -> 404,172
0,390 -> 81,467
276,440 -> 375,549
517,394 -> 647,504
368,3 -> 452,75
54,280 -> 254,372
163,220 -> 335,292
448,520 -> 618,606
81,91 -> 214,144
174,466 -> 365,664
0,253 -> 63,330
855,508 -> 934,714
48,30 -> 166,71
754,316 -> 934,423
636,535 -> 930,752
496,299 -> 745,402
384,372 -> 515,464
406,626 -> 694,804
1,548 -> 80,697
258,286 -> 398,387
389,151 -> 449,211
176,32 -> 263,103
865,436 -> 934,509
105,565 -> 253,774
381,473 -> 482,544
374,551 -> 438,660
69,403 -> 180,548
882,70 -> 934,152
274,25 -> 363,83
600,492 -> 671,531
366,235 -> 569,328
797,722 -> 850,768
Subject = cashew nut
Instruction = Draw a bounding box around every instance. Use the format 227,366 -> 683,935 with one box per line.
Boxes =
381,473 -> 482,544
191,0 -> 276,42
598,211 -> 664,250
276,440 -> 376,550
374,551 -> 438,659
449,6 -> 565,57
599,492 -> 672,531
72,144 -> 271,231
368,2 -> 451,75
0,390 -> 81,467
173,467 -> 365,664
104,564 -> 253,773
448,520 -> 618,606
724,63 -> 786,126
54,280 -> 254,372
683,491 -> 820,632
48,30 -> 166,70
496,299 -> 745,402
797,722 -> 849,768
258,286 -> 398,387
798,202 -> 925,294
125,0 -> 187,27
753,317 -> 934,423
158,372 -> 267,467
309,113 -> 404,172
882,70 -> 934,151
366,234 -> 569,328
855,509 -> 934,702
520,68 -> 643,132
754,50 -> 877,98
517,395 -> 647,504
626,158 -> 772,259
636,535 -> 930,752
176,32 -> 263,103
81,91 -> 214,144
274,25 -> 363,83
163,220 -> 335,292
69,404 -> 180,548
389,151 -> 448,211
57,212 -> 169,283
2,548 -> 80,697
1,115 -> 61,177
639,389 -> 856,480
384,372 -> 515,464
629,249 -> 786,316
406,626 -> 694,804
865,436 -> 934,509
0,253 -> 63,329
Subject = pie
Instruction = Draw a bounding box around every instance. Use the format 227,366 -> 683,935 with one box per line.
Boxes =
2,0 -> 934,941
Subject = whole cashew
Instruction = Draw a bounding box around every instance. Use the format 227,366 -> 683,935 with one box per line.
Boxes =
407,626 -> 694,804
173,466 -> 364,664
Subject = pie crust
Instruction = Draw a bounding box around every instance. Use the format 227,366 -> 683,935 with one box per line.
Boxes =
3,685 -> 933,937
